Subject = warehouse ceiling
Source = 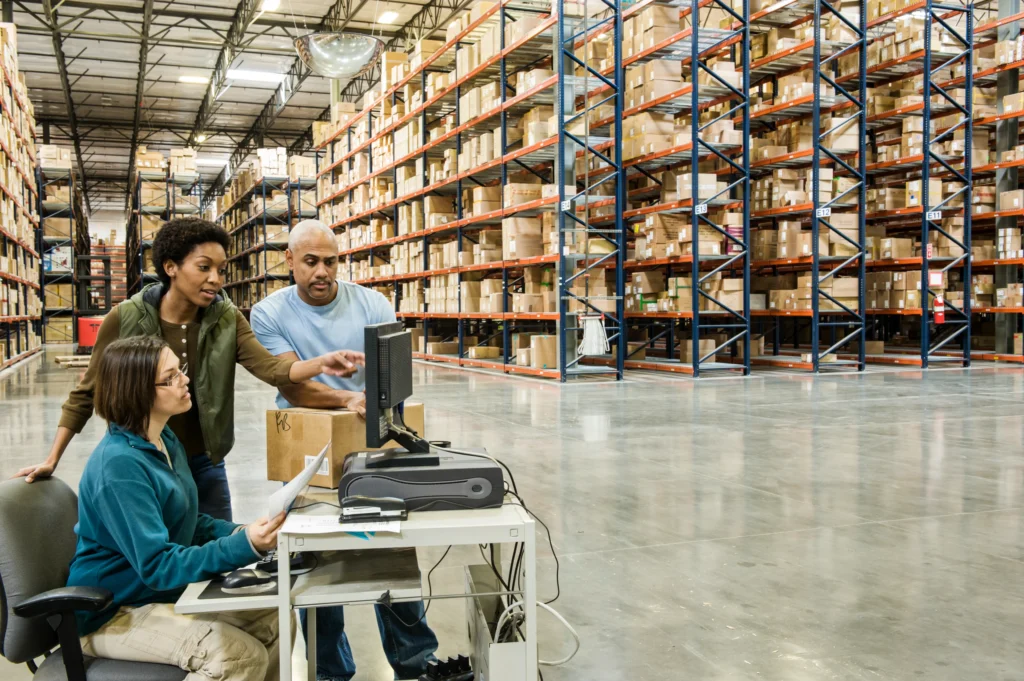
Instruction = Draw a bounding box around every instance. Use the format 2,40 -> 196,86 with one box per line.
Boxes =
16,0 -> 471,213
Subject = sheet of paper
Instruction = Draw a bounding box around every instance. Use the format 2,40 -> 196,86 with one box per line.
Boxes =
281,514 -> 401,535
268,441 -> 330,517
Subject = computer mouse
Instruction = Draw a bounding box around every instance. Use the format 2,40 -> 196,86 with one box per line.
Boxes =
222,568 -> 274,590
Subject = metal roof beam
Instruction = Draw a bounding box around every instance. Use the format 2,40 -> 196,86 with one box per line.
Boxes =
287,0 -> 471,155
52,0 -> 326,30
124,0 -> 152,208
40,0 -> 91,212
37,116 -> 273,136
186,0 -> 279,146
203,0 -> 371,203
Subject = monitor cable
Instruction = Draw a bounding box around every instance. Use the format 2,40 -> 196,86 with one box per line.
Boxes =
377,430 -> 576,665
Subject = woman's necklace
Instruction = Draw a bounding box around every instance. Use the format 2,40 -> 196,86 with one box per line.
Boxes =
151,436 -> 172,469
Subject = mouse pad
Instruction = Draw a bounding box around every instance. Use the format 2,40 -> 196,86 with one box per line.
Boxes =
197,575 -> 297,600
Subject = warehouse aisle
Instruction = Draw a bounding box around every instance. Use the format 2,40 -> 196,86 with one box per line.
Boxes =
1,350 -> 1022,680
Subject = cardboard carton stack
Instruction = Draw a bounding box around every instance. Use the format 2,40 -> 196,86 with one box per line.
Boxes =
38,144 -> 72,170
134,145 -> 165,172
622,4 -> 689,60
139,181 -> 166,209
287,156 -> 316,181
168,148 -> 197,176
255,147 -> 288,178
464,277 -> 505,314
427,272 -> 460,313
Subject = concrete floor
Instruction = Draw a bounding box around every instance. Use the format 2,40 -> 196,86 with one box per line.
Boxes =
1,347 -> 1023,681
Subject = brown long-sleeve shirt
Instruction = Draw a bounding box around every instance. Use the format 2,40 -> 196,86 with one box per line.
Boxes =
59,305 -> 296,457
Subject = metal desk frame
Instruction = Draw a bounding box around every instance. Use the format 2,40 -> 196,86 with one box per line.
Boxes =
276,501 -> 538,681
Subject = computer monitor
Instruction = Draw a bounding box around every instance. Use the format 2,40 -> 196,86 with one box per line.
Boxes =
364,322 -> 433,460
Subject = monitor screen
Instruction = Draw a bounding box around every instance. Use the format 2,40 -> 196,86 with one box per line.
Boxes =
365,322 -> 414,448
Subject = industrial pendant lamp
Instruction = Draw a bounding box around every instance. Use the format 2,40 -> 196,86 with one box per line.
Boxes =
294,32 -> 384,79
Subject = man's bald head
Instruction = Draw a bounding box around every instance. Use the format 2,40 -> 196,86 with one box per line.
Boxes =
286,219 -> 340,304
288,219 -> 336,253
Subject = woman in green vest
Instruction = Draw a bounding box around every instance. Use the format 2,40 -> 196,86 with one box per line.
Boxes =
14,217 -> 363,521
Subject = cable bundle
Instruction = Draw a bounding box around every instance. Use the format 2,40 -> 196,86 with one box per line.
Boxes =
578,315 -> 610,356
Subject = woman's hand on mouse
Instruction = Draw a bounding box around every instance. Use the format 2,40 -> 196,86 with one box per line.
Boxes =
246,512 -> 287,553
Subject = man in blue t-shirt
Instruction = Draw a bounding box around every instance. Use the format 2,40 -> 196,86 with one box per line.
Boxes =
251,220 -> 437,681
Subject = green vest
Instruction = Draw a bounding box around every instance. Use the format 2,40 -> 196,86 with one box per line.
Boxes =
118,284 -> 237,463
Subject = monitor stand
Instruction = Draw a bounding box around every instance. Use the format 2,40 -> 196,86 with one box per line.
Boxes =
365,417 -> 437,469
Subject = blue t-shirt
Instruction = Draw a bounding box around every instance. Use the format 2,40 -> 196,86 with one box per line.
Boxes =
250,280 -> 396,408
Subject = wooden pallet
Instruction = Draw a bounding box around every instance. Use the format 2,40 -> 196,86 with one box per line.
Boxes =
54,355 -> 91,368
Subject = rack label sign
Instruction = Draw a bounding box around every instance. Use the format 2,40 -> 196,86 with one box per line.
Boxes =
816,207 -> 831,218
926,210 -> 942,221
695,203 -> 708,215
561,200 -> 571,212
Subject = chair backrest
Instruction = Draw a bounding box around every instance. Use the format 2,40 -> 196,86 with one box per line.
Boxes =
0,477 -> 79,664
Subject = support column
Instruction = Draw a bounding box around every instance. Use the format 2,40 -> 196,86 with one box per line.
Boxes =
995,0 -> 1020,353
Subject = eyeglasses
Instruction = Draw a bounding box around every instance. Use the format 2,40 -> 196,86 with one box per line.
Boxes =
156,362 -> 188,388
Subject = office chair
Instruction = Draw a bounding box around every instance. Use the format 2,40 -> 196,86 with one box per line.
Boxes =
0,477 -> 185,681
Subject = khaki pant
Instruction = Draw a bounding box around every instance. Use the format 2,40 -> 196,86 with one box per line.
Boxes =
81,603 -> 280,681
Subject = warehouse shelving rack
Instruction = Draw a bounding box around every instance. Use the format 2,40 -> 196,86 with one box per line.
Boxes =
683,0 -> 752,376
2,216 -> 40,365
583,0 -> 754,376
953,8 -> 1024,363
738,0 -> 869,372
315,0 -> 624,381
221,176 -> 317,312
37,165 -> 83,343
126,170 -> 203,294
555,0 -> 627,380
859,1 -> 974,367
1,58 -> 41,366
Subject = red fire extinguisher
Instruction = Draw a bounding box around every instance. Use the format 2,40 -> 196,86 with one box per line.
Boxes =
934,295 -> 945,324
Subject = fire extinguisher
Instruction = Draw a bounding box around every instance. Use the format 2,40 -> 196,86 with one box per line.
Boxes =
934,295 -> 945,324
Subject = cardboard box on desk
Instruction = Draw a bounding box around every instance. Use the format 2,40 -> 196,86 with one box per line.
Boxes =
266,402 -> 425,489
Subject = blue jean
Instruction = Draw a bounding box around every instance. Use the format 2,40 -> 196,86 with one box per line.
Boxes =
188,454 -> 233,522
300,602 -> 438,681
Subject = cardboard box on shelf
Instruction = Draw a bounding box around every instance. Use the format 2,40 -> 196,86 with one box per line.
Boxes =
44,284 -> 73,310
41,218 -> 72,239
880,238 -> 914,259
905,178 -> 943,208
468,346 -> 501,360
1004,92 -> 1024,113
44,317 -> 75,343
530,335 -> 558,370
503,183 -> 543,207
502,217 -> 542,261
265,403 -> 424,488
140,215 -> 163,240
679,338 -> 716,362
677,173 -> 720,200
999,189 -> 1024,212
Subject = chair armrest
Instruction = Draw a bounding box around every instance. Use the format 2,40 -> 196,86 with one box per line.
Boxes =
13,586 -> 113,618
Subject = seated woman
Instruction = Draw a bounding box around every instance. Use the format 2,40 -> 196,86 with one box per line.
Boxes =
66,335 -> 286,681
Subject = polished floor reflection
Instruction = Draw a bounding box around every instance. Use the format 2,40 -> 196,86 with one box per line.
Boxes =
1,349 -> 1022,680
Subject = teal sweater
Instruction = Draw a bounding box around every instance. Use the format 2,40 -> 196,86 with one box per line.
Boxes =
66,424 -> 259,635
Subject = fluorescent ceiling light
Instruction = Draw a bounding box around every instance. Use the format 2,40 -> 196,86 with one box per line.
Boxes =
179,75 -> 210,84
195,157 -> 229,166
378,10 -> 399,23
226,69 -> 287,83
261,0 -> 281,11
